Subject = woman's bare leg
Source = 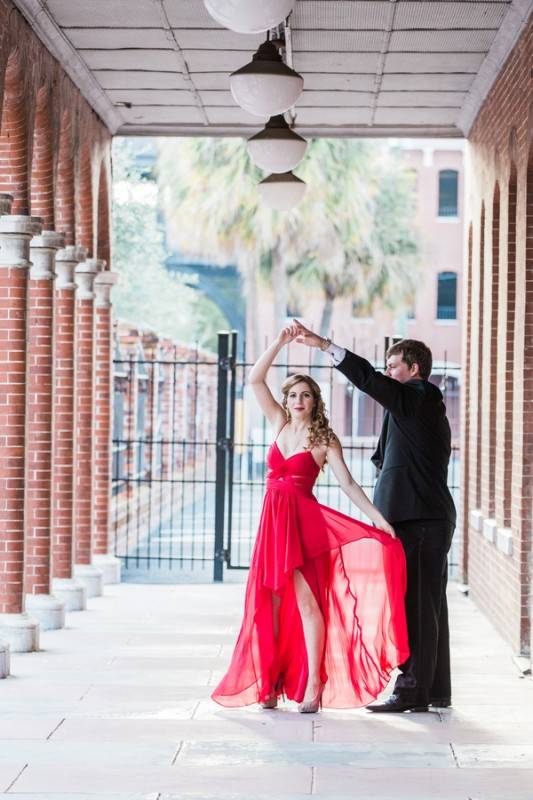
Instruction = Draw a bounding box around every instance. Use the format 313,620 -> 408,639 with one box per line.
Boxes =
294,569 -> 325,702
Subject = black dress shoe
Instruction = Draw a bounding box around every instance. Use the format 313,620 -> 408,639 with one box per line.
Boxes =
429,696 -> 451,708
367,693 -> 428,713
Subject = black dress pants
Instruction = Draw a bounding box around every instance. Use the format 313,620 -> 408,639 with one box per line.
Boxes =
392,519 -> 455,706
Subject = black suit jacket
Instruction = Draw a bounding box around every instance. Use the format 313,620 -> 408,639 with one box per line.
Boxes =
336,350 -> 456,525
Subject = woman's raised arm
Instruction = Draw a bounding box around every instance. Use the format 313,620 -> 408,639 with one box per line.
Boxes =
248,326 -> 297,428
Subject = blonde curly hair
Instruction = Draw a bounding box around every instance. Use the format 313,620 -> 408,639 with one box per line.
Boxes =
281,373 -> 336,450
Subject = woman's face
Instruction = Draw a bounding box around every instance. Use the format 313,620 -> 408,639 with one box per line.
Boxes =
286,381 -> 316,421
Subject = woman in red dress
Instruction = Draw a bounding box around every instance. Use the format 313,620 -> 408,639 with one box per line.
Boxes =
212,325 -> 409,713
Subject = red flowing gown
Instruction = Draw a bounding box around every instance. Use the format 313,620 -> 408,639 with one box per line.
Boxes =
211,441 -> 409,709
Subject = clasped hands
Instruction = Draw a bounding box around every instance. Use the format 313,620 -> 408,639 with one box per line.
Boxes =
277,320 -> 327,349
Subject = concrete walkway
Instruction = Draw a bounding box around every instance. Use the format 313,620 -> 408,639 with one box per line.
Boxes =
1,581 -> 532,800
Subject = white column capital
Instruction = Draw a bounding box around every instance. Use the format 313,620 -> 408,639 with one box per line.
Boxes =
0,193 -> 13,216
94,271 -> 119,308
29,230 -> 66,280
75,257 -> 99,299
89,258 -> 106,273
55,244 -> 88,290
0,215 -> 43,268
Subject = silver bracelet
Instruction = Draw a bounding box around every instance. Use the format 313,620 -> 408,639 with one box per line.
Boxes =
319,336 -> 332,352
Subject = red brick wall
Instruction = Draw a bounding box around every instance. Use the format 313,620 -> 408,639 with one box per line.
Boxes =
526,153 -> 533,660
30,87 -> 54,229
76,145 -> 94,256
0,0 -> 114,607
51,279 -> 76,580
458,225 -> 472,582
0,267 -> 27,613
55,114 -> 75,246
74,295 -> 95,566
0,52 -> 28,214
97,162 -> 111,268
93,303 -> 112,555
24,273 -> 54,595
463,16 -> 533,654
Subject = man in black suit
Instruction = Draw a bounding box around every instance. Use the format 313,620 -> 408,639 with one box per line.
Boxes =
295,322 -> 456,713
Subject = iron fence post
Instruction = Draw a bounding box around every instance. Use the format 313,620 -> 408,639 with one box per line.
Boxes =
225,331 -> 238,567
214,331 -> 230,582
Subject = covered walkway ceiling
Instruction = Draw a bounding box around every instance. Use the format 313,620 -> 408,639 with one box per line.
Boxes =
14,0 -> 533,138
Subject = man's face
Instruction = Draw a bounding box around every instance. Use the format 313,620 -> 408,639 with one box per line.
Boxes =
386,353 -> 420,383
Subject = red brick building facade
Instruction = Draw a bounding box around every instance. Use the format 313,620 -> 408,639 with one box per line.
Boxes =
461,17 -> 532,661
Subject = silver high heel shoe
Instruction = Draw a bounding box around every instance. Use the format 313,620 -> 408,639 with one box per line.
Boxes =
298,684 -> 324,714
260,693 -> 278,709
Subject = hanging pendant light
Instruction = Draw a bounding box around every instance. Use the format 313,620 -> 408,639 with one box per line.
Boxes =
247,115 -> 307,173
258,171 -> 306,211
230,40 -> 303,118
204,0 -> 295,34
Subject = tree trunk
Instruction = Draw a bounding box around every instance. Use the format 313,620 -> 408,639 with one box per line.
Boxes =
271,244 -> 288,338
270,244 -> 288,393
243,255 -> 261,362
313,286 -> 335,367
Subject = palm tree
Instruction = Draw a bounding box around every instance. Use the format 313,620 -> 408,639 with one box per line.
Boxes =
157,137 -> 419,361
292,143 -> 419,362
158,138 -> 274,360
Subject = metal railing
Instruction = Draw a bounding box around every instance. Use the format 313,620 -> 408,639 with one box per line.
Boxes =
112,331 -> 461,582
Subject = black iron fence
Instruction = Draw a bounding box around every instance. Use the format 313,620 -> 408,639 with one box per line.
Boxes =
112,331 -> 461,582
111,345 -> 218,579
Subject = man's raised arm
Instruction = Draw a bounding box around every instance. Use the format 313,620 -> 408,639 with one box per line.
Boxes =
294,320 -> 423,417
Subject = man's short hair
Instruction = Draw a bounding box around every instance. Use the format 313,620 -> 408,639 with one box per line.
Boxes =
387,339 -> 432,380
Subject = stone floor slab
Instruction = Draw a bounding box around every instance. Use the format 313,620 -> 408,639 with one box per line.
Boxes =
0,740 -> 178,767
0,715 -> 62,740
51,717 -> 313,743
453,743 -> 533,768
82,684 -> 211,703
177,740 -> 456,768
11,764 -> 312,795
314,766 -> 533,799
6,668 -> 212,687
0,763 -> 27,793
0,795 -> 158,800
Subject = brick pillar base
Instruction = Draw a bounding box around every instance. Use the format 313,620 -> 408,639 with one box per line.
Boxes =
93,271 -> 120,584
51,245 -> 87,612
24,231 -> 66,631
0,208 -> 42,652
73,258 -> 104,598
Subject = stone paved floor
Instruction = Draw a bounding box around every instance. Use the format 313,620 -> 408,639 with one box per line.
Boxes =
1,581 -> 532,800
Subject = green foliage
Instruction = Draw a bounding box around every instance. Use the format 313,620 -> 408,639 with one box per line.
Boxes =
111,138 -> 228,351
156,136 -> 420,323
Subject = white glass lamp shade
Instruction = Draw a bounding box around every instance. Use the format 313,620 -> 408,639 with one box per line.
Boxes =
247,115 -> 307,172
204,0 -> 295,33
258,171 -> 306,211
230,41 -> 303,117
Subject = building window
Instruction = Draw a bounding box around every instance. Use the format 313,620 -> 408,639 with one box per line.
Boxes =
437,271 -> 457,320
438,169 -> 458,217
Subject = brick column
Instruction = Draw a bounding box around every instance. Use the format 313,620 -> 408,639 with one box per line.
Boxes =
92,271 -> 121,584
24,230 -> 66,631
73,258 -> 104,597
0,210 -> 42,654
51,245 -> 88,612
0,194 -> 12,676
